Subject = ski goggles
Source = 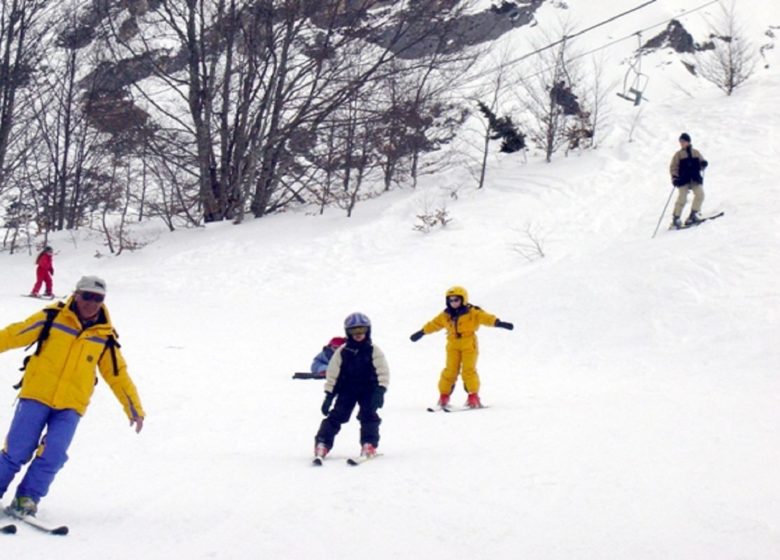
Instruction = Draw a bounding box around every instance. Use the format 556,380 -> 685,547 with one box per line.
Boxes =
78,291 -> 105,303
347,326 -> 369,335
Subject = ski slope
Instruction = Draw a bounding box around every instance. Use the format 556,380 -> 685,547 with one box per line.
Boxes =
1,1 -> 779,558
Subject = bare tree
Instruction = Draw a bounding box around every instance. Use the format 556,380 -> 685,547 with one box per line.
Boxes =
515,24 -> 585,163
696,0 -> 756,95
0,0 -> 52,194
100,1 -> 456,223
578,54 -> 615,150
458,45 -> 521,190
475,80 -> 502,190
22,37 -> 115,234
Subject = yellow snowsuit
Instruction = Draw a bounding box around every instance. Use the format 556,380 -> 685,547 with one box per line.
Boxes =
421,296 -> 498,396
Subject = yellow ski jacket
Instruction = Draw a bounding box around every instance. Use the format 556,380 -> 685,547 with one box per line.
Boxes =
422,305 -> 498,341
0,298 -> 144,419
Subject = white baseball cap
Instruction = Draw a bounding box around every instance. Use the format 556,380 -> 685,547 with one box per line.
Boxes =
75,275 -> 107,295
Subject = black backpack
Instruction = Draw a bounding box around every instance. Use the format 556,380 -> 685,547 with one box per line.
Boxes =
14,302 -> 120,389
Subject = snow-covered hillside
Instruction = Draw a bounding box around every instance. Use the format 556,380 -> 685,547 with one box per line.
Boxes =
1,1 -> 779,558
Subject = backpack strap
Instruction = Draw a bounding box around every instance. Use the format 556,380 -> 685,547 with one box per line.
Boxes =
98,332 -> 121,377
15,302 -> 65,389
33,302 -> 65,355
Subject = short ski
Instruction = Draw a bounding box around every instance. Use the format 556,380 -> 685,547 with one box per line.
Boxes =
15,515 -> 68,535
346,453 -> 382,466
671,211 -> 725,230
293,372 -> 325,380
427,405 -> 450,412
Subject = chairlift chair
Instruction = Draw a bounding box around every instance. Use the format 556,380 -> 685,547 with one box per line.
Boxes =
617,68 -> 649,106
617,33 -> 649,106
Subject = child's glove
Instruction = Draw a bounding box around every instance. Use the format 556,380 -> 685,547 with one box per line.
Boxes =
321,392 -> 334,416
370,386 -> 386,411
410,330 -> 424,342
495,320 -> 514,330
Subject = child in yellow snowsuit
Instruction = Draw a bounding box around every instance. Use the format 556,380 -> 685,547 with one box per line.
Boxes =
410,286 -> 513,408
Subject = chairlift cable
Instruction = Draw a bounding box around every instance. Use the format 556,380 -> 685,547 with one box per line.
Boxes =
455,0 -> 721,89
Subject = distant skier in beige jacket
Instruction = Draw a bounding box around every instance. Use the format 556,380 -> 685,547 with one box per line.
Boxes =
669,132 -> 709,228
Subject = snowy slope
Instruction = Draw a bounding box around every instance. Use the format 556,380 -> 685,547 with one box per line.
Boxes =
1,1 -> 779,558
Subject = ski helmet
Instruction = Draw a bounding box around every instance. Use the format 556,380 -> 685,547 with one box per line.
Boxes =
344,312 -> 371,330
445,286 -> 468,305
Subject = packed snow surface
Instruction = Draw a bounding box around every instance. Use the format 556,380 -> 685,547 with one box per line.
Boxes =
1,0 -> 778,558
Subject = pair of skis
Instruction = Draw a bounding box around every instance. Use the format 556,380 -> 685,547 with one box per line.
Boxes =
426,403 -> 489,413
312,453 -> 381,467
2,506 -> 68,536
310,402 -> 490,466
670,211 -> 725,230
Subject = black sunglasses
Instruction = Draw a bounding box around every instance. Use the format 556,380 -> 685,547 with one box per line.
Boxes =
79,291 -> 104,303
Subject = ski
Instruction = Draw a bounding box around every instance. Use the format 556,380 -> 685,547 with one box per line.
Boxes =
346,453 -> 382,466
15,515 -> 68,535
3,508 -> 68,536
1,505 -> 17,534
427,405 -> 451,413
293,372 -> 325,380
671,211 -> 725,230
21,294 -> 56,300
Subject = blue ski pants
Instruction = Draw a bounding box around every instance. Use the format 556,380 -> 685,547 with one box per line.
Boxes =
0,399 -> 81,503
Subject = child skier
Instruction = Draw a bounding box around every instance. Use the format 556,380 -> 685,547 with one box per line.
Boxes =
313,313 -> 389,462
30,246 -> 54,298
410,286 -> 513,409
310,337 -> 346,378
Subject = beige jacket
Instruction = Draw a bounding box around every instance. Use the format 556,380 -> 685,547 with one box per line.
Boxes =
669,147 -> 706,185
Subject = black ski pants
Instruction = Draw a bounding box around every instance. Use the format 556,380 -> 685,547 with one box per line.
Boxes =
315,391 -> 381,449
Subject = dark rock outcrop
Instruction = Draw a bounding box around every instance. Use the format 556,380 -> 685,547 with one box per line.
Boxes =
642,19 -> 714,54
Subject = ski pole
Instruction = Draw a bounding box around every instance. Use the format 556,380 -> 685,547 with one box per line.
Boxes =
651,185 -> 675,238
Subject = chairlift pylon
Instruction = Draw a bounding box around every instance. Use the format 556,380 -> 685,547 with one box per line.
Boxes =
617,33 -> 649,106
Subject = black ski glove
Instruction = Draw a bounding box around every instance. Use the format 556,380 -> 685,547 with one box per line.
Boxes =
370,386 -> 386,411
410,330 -> 424,342
495,320 -> 514,330
321,392 -> 334,416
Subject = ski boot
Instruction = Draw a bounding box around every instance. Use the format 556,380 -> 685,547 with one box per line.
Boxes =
7,496 -> 37,517
671,215 -> 682,229
685,210 -> 702,227
437,394 -> 450,407
314,442 -> 329,459
360,443 -> 377,458
466,393 -> 482,409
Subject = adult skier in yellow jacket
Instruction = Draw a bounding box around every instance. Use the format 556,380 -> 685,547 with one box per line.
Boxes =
410,286 -> 513,409
0,276 -> 144,518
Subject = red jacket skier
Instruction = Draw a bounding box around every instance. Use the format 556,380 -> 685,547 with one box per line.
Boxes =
30,246 -> 54,298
